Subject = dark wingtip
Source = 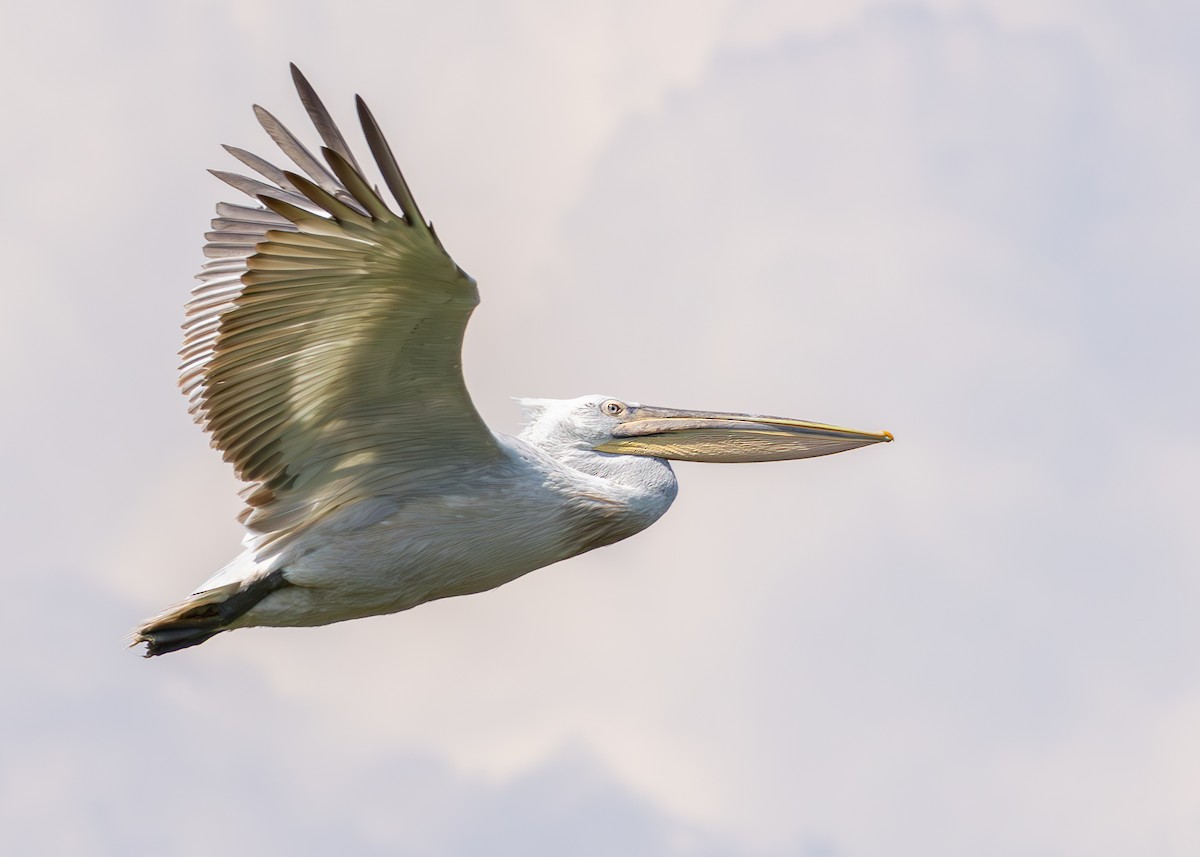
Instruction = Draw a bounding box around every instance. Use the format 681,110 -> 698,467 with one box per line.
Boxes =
353,95 -> 427,228
290,63 -> 310,93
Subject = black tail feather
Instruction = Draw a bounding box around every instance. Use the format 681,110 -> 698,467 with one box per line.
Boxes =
134,570 -> 290,657
140,625 -> 226,657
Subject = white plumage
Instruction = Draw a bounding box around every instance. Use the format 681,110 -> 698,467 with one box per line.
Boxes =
134,66 -> 891,656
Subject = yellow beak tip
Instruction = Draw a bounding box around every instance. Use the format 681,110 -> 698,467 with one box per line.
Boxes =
882,430 -> 894,441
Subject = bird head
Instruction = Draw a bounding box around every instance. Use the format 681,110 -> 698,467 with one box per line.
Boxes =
518,395 -> 891,462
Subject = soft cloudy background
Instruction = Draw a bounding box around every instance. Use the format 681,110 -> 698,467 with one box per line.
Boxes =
2,1 -> 1197,854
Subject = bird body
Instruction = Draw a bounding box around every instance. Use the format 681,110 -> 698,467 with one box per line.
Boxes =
133,67 -> 890,656
198,402 -> 678,631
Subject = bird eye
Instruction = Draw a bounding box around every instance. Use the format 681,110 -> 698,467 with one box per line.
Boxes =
601,399 -> 625,416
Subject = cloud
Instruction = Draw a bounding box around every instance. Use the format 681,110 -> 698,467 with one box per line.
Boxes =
1,570 -> 762,857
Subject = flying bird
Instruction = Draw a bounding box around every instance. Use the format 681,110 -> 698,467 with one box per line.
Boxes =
134,65 -> 892,656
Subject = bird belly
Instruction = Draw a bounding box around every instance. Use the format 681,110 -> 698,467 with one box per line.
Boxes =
234,492 -> 614,628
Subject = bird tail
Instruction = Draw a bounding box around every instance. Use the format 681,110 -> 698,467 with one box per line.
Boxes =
132,570 -> 289,657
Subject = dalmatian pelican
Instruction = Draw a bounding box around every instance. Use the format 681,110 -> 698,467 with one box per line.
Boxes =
134,65 -> 892,656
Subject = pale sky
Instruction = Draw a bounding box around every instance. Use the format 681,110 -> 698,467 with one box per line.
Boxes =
2,1 -> 1198,855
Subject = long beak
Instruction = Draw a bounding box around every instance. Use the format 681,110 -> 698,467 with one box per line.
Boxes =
593,405 -> 893,463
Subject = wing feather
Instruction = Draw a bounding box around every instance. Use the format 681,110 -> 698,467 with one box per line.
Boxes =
208,170 -> 323,213
322,147 -> 396,221
355,96 -> 427,233
251,105 -> 359,209
282,171 -> 374,227
221,145 -> 300,192
290,64 -> 367,177
215,201 -> 291,224
184,68 -> 502,548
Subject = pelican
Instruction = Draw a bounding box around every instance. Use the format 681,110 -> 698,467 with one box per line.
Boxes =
134,65 -> 892,656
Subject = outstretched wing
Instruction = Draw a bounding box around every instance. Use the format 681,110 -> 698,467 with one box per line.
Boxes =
184,65 -> 502,543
